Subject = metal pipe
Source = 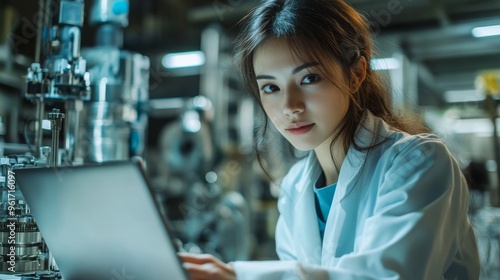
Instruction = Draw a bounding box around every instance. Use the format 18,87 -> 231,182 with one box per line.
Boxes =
35,0 -> 54,63
48,109 -> 65,167
69,26 -> 81,59
35,0 -> 44,63
64,100 -> 82,164
34,98 -> 45,158
485,94 -> 500,206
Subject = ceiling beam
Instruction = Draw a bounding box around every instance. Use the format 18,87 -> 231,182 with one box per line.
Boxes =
409,37 -> 500,60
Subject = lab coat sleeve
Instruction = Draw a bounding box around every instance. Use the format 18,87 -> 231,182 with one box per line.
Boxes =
231,260 -> 331,280
232,137 -> 477,279
234,206 -> 345,279
274,168 -> 298,261
275,215 -> 295,260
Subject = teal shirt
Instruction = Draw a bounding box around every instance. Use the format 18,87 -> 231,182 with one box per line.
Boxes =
313,172 -> 336,241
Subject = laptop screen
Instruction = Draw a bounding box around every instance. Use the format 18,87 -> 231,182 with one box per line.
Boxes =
15,159 -> 189,280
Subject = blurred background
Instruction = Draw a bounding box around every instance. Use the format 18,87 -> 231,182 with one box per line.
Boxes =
0,0 -> 500,279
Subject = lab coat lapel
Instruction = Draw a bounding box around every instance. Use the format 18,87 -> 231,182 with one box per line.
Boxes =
321,148 -> 365,265
338,112 -> 378,198
322,113 -> 377,265
292,153 -> 323,265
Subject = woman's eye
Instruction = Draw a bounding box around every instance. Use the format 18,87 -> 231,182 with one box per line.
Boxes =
302,74 -> 321,84
262,84 -> 280,94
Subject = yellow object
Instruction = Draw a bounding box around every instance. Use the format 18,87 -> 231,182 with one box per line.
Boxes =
477,70 -> 500,96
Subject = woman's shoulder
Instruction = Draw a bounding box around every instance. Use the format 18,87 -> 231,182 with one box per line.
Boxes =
373,131 -> 466,201
362,112 -> 447,157
366,113 -> 446,157
378,130 -> 455,170
386,131 -> 448,156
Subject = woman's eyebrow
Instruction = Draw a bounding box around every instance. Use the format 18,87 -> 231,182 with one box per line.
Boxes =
292,62 -> 320,75
255,62 -> 320,80
256,74 -> 274,80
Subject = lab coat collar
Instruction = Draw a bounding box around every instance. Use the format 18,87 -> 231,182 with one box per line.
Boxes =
322,111 -> 391,264
290,111 -> 386,265
336,111 -> 382,199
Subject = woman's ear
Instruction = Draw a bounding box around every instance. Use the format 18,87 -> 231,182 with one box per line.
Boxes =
350,56 -> 367,93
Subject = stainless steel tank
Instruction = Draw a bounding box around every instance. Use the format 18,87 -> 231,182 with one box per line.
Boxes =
78,0 -> 149,163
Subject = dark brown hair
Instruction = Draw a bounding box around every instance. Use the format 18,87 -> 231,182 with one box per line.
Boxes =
234,0 -> 426,173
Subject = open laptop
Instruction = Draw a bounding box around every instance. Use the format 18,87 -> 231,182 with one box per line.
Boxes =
15,158 -> 190,280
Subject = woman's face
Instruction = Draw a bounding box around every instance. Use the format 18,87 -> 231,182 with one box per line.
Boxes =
253,38 -> 351,152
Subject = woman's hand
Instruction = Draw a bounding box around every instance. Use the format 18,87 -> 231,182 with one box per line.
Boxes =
178,252 -> 236,280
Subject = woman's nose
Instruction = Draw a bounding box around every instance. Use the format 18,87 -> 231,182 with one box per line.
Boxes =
282,86 -> 305,116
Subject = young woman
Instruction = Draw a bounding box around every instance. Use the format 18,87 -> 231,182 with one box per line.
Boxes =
180,0 -> 481,279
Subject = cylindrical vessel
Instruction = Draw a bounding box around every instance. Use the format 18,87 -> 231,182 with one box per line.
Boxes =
78,48 -> 149,162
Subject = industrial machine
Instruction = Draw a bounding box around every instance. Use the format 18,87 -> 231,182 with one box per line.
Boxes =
0,0 -> 149,278
79,0 -> 149,163
1,0 -> 90,276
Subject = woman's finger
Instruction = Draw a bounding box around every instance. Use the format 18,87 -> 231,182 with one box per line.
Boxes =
178,252 -> 216,264
183,262 -> 234,280
178,252 -> 236,280
183,262 -> 213,280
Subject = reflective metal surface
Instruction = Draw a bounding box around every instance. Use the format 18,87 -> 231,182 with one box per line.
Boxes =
78,48 -> 149,163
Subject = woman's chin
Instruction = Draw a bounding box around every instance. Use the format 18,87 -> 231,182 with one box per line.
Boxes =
290,143 -> 315,152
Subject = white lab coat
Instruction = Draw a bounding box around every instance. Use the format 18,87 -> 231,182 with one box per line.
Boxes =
232,112 -> 480,279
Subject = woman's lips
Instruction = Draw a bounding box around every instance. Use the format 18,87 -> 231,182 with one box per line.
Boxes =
286,123 -> 315,135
